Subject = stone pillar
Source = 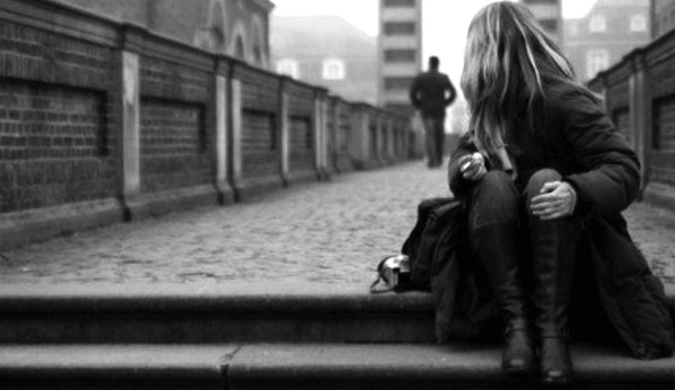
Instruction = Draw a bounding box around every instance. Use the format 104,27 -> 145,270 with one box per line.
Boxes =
629,49 -> 652,195
215,56 -> 234,204
314,88 -> 329,180
324,96 -> 338,176
230,65 -> 243,195
595,72 -> 610,114
279,77 -> 290,185
117,24 -> 146,214
387,117 -> 395,163
349,103 -> 371,170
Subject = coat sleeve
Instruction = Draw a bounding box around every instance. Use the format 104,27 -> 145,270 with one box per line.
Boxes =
447,132 -> 486,200
556,93 -> 641,216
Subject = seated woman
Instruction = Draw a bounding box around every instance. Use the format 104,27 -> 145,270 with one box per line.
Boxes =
448,1 -> 674,386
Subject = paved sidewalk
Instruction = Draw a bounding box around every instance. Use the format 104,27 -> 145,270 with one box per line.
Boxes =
1,162 -> 674,288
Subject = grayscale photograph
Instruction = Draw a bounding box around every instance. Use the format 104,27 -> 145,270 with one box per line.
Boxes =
0,0 -> 674,388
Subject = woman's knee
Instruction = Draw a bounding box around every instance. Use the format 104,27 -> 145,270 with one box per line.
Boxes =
525,169 -> 562,200
477,170 -> 517,195
470,171 -> 519,228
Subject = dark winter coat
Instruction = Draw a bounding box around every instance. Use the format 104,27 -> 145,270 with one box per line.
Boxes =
401,197 -> 499,343
409,70 -> 456,118
409,84 -> 675,359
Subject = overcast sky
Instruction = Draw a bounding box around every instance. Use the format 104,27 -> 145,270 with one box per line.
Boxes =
272,1 -> 597,83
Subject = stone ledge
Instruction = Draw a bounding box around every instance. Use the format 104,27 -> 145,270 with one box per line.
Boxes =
642,182 -> 675,211
0,345 -> 228,386
0,282 -> 672,345
0,283 -> 434,313
228,343 -> 675,388
0,283 -> 435,344
0,198 -> 123,251
124,185 -> 220,221
285,169 -> 320,186
232,175 -> 286,202
1,343 -> 674,389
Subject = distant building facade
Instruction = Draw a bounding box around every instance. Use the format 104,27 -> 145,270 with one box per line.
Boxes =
49,0 -> 273,68
377,0 -> 423,115
271,16 -> 377,104
520,0 -> 563,42
652,0 -> 675,38
563,0 -> 650,82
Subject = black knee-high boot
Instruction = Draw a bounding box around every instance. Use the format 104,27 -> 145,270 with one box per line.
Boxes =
530,217 -> 579,385
472,223 -> 535,375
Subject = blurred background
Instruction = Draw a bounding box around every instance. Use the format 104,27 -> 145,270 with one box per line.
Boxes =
49,0 -> 674,138
270,0 -> 665,139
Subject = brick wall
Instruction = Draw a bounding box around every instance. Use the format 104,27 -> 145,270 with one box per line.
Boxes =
589,28 -> 675,209
140,99 -> 211,192
138,36 -> 213,194
0,82 -> 115,212
286,80 -> 315,175
242,110 -> 278,179
331,98 -> 353,173
0,14 -> 117,214
652,96 -> 675,186
605,63 -> 632,145
0,0 -> 413,248
235,65 -> 281,181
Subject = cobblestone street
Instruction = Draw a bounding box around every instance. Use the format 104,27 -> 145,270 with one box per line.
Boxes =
1,162 -> 674,289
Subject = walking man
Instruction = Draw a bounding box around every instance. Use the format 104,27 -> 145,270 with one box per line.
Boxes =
409,56 -> 457,168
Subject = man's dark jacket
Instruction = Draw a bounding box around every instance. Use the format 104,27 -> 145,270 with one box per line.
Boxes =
404,85 -> 674,360
409,70 -> 456,118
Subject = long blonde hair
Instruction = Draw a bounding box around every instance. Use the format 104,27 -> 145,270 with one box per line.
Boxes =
460,1 -> 591,155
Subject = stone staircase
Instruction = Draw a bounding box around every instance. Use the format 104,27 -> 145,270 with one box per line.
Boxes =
0,283 -> 674,389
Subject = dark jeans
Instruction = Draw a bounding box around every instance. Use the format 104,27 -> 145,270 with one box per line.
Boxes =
467,169 -> 582,311
422,115 -> 445,167
467,169 -> 577,232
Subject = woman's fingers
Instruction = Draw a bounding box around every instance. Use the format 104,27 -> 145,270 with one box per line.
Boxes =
458,155 -> 473,172
463,163 -> 486,181
530,182 -> 575,219
459,153 -> 486,181
539,181 -> 561,193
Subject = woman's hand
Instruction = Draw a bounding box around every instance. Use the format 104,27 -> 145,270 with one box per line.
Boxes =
530,181 -> 577,220
458,152 -> 487,182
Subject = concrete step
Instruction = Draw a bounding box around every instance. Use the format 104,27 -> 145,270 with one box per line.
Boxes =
0,283 -> 435,344
1,282 -> 673,345
1,343 -> 674,389
0,345 -> 229,390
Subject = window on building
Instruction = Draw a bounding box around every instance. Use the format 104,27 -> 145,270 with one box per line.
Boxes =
322,59 -> 345,80
383,22 -> 416,36
586,49 -> 610,79
630,14 -> 647,32
384,49 -> 417,63
589,15 -> 607,33
277,59 -> 299,79
383,0 -> 416,8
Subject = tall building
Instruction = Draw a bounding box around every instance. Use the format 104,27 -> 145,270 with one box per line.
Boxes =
271,16 -> 378,104
520,0 -> 563,42
377,0 -> 423,115
564,0 -> 650,82
652,0 -> 675,38
48,0 -> 273,68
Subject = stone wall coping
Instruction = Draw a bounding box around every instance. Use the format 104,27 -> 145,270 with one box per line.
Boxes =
589,25 -> 675,86
0,0 -> 119,48
140,29 -> 215,72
